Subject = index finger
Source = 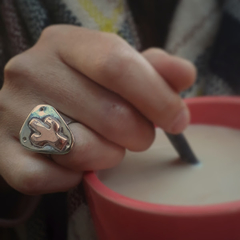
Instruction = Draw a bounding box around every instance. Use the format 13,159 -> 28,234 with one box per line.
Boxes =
43,26 -> 190,134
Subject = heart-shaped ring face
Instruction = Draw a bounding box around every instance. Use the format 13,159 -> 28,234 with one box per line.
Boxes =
19,105 -> 74,155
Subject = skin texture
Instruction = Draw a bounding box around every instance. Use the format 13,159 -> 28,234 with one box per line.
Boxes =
0,25 -> 196,195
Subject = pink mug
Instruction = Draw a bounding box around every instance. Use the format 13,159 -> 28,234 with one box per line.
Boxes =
83,97 -> 240,240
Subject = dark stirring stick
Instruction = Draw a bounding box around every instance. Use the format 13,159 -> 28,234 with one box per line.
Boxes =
165,133 -> 199,164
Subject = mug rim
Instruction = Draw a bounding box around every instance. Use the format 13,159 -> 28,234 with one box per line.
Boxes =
84,96 -> 240,217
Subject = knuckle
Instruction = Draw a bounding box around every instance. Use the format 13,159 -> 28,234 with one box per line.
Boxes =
39,25 -> 78,46
4,50 -> 46,91
104,100 -> 155,151
4,54 -> 26,80
107,101 -> 134,131
3,53 -> 37,89
95,43 -> 134,82
39,25 -> 62,42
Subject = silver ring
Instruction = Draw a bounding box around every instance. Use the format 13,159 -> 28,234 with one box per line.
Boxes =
19,105 -> 74,155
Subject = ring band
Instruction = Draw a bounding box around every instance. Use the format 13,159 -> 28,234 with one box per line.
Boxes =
19,105 -> 74,155
58,112 -> 75,125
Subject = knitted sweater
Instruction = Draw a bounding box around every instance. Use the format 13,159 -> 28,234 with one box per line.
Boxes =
0,0 -> 239,239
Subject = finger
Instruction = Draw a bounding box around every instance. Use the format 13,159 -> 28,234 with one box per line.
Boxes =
142,48 -> 196,92
0,87 -> 125,172
0,136 -> 82,195
52,123 -> 125,171
49,26 -> 190,134
3,58 -> 155,151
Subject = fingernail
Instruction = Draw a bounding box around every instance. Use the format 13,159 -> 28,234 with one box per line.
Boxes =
169,108 -> 190,133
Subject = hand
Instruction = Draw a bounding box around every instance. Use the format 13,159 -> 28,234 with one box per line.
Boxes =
0,25 -> 196,195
